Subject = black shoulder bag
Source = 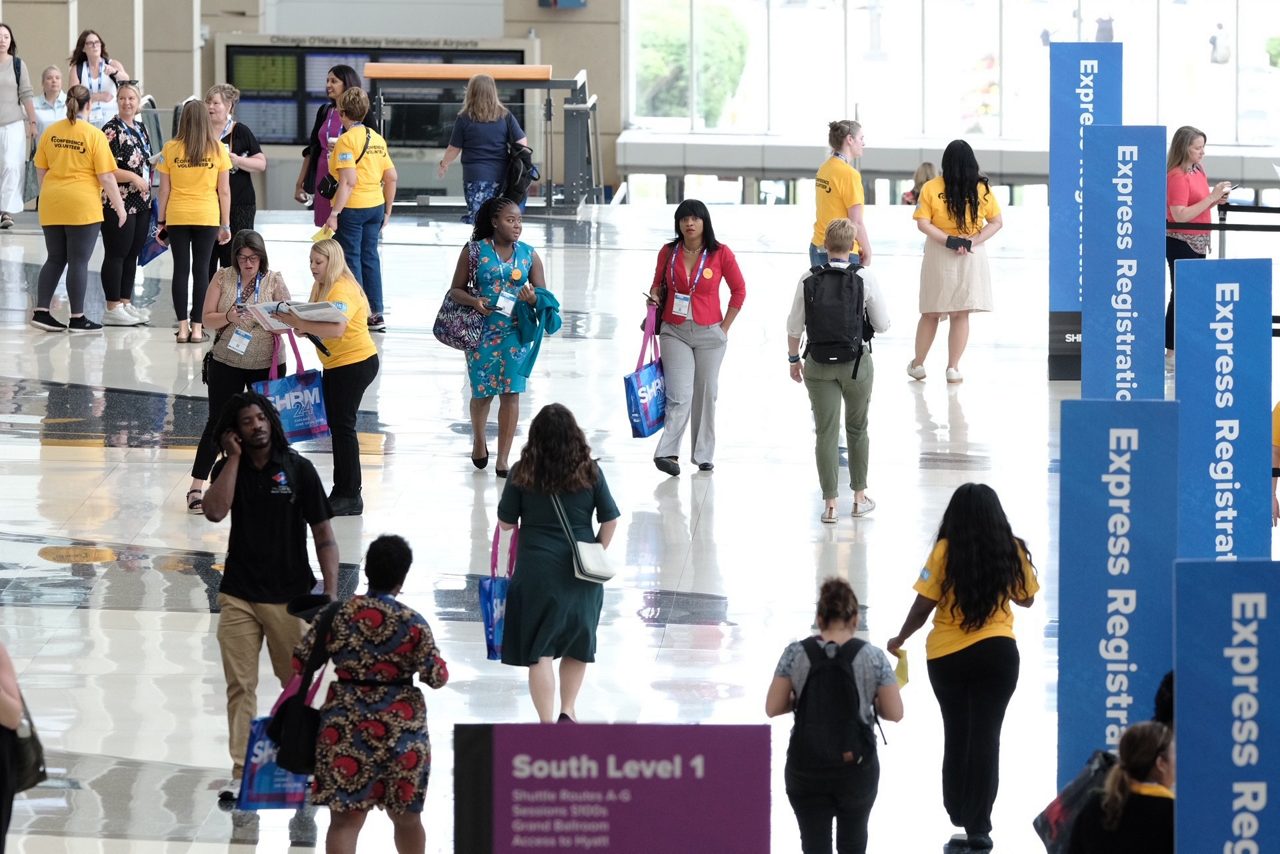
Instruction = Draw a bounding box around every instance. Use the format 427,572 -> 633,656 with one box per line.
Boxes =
267,600 -> 339,774
317,127 -> 370,200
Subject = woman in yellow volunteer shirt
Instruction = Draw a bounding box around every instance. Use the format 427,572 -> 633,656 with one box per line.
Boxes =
887,483 -> 1037,853
324,87 -> 396,333
30,84 -> 126,333
908,139 -> 1002,384
810,119 -> 872,268
276,239 -> 378,517
156,99 -> 231,344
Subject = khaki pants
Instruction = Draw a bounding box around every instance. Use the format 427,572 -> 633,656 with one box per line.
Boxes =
216,592 -> 305,776
803,352 -> 874,498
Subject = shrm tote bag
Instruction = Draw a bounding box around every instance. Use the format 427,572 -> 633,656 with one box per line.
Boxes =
236,716 -> 312,810
479,525 -> 519,661
624,304 -> 666,438
252,331 -> 331,442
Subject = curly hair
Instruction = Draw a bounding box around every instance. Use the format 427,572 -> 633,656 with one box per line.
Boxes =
510,403 -> 598,494
212,391 -> 289,459
935,483 -> 1033,631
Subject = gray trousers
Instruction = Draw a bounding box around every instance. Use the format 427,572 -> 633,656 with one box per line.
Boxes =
655,319 -> 727,464
803,352 -> 873,498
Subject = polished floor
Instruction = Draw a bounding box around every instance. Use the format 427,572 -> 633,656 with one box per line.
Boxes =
0,201 -> 1228,853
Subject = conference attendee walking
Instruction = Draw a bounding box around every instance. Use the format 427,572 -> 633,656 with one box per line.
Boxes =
205,84 -> 265,281
448,196 -> 546,477
324,86 -> 396,333
29,85 -> 126,333
498,404 -> 620,723
33,65 -> 64,140
0,640 -> 26,844
767,578 -> 904,854
0,24 -> 38,229
648,199 -> 746,476
201,391 -> 338,804
907,139 -> 1003,384
786,219 -> 890,522
67,29 -> 127,128
295,64 -> 359,228
437,73 -> 529,223
186,230 -> 289,515
275,239 -> 379,517
810,120 -> 872,268
887,483 -> 1038,853
1067,721 -> 1174,854
1164,124 -> 1231,371
99,81 -> 153,327
295,535 -> 449,854
156,99 -> 231,344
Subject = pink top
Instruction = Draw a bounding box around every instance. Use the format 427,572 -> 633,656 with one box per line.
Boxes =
650,243 -> 747,327
1166,166 -> 1211,233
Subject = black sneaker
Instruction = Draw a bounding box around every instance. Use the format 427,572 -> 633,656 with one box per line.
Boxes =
329,494 -> 364,516
67,316 -> 103,334
367,313 -> 386,333
29,310 -> 66,332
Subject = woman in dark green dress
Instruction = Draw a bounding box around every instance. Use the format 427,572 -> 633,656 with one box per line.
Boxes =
498,404 -> 620,723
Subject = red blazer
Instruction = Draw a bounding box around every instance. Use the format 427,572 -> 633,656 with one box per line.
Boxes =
650,243 -> 747,327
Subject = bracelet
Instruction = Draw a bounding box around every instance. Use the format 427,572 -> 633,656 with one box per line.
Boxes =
788,354 -> 800,364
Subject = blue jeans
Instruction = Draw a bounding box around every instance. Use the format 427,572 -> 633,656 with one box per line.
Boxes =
336,205 -> 384,314
808,245 -> 860,268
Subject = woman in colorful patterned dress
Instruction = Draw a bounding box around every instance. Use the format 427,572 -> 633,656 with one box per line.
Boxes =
294,534 -> 448,854
447,196 -> 545,477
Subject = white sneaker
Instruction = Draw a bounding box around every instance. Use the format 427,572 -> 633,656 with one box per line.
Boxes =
122,303 -> 150,322
102,306 -> 141,327
851,497 -> 877,517
906,360 -> 926,380
945,367 -> 964,383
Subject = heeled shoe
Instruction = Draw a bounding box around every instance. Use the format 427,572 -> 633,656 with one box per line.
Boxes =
496,467 -> 509,479
472,452 -> 489,470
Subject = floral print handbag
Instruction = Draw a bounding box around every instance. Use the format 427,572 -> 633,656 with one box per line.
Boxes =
433,240 -> 484,350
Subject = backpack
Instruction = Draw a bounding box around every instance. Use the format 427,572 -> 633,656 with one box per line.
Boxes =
802,264 -> 873,377
787,637 -> 876,771
501,113 -> 539,203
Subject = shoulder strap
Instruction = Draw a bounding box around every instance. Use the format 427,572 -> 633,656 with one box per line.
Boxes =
354,127 -> 371,164
303,601 -> 340,677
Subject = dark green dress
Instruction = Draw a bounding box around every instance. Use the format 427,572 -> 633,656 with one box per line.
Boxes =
497,463 -> 620,665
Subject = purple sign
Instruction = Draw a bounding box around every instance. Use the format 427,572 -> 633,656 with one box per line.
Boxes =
458,723 -> 770,853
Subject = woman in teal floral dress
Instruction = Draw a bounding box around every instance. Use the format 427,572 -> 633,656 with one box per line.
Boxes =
293,535 -> 448,853
447,196 -> 546,477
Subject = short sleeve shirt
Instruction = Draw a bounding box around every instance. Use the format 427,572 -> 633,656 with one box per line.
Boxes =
210,449 -> 332,604
812,156 -> 865,252
774,639 -> 896,726
157,138 -> 231,226
222,122 -> 263,207
1272,402 -> 1280,447
101,116 -> 153,215
913,176 -> 1001,237
317,276 -> 378,370
35,118 -> 117,226
449,112 -> 524,185
328,125 -> 393,210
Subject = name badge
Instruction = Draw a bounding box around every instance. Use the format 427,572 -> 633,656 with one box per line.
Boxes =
228,327 -> 253,355
495,290 -> 517,316
672,292 -> 692,318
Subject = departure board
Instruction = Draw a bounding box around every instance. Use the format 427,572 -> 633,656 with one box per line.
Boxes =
304,54 -> 370,95
231,53 -> 298,95
234,100 -> 300,143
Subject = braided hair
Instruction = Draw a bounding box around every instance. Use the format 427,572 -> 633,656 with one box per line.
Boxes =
212,391 -> 289,459
471,196 -> 521,242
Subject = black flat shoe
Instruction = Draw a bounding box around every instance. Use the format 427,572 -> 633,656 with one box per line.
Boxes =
698,462 -> 714,472
329,494 -> 364,516
654,456 -> 680,477
472,453 -> 489,470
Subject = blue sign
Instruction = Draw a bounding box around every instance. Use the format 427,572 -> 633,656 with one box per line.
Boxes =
1057,400 -> 1179,790
1174,258 -> 1272,560
1080,125 -> 1166,400
1175,560 -> 1279,853
1048,42 -> 1123,379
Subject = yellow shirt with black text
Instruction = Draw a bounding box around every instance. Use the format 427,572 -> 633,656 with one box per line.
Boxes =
328,126 -> 394,210
318,276 -> 378,370
811,155 -> 865,253
35,118 -> 117,226
913,176 -> 1001,237
157,139 -> 231,226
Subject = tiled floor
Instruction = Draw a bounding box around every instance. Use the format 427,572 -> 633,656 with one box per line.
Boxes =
0,201 -> 1224,852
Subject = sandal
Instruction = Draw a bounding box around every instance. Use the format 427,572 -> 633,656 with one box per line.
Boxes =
175,329 -> 190,344
188,331 -> 209,344
0,213 -> 13,229
820,506 -> 838,524
186,489 -> 204,514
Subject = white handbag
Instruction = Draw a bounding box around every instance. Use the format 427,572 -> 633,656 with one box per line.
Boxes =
550,493 -> 615,584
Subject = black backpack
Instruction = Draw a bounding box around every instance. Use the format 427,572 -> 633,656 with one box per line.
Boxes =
501,114 -> 539,204
802,264 -> 873,377
787,637 -> 876,771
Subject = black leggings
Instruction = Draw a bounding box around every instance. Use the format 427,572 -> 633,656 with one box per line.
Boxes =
209,204 -> 257,281
322,354 -> 379,498
37,223 -> 101,314
1164,236 -> 1205,351
926,637 -> 1020,836
193,356 -> 281,481
100,210 -> 149,303
168,225 -> 218,323
786,759 -> 880,854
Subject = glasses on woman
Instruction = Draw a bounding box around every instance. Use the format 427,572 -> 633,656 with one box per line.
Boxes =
84,39 -> 102,46
236,253 -> 260,263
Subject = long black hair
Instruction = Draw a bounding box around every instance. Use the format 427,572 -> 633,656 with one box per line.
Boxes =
328,64 -> 361,105
940,139 -> 991,235
666,198 -> 721,253
935,483 -> 1033,631
212,391 -> 289,459
471,196 -> 521,242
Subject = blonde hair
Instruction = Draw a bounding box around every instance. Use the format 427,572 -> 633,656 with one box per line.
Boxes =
116,81 -> 142,102
174,99 -> 218,162
309,239 -> 367,310
461,74 -> 508,123
823,218 -> 856,254
205,83 -> 240,114
911,161 -> 937,197
337,87 -> 370,122
65,84 -> 89,123
1166,125 -> 1206,172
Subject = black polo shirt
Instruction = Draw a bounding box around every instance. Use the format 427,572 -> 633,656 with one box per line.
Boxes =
210,449 -> 332,604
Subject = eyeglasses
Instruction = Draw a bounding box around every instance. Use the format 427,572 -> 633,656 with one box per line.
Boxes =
84,39 -> 102,46
236,253 -> 260,263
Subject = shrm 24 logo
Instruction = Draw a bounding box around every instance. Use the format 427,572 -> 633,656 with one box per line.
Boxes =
636,374 -> 664,408
267,386 -> 322,414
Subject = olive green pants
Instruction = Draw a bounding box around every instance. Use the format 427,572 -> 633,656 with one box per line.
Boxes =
803,352 -> 873,499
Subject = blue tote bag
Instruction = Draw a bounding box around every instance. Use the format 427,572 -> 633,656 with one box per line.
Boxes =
236,716 -> 311,810
138,198 -> 168,267
479,524 -> 518,661
252,331 -> 331,442
624,304 -> 666,438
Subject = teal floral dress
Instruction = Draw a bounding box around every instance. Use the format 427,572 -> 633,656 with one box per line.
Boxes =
467,239 -> 535,398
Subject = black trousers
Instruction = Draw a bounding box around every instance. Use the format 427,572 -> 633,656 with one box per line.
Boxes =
193,356 -> 281,481
785,758 -> 880,854
37,223 -> 100,314
1164,236 -> 1205,351
100,210 -> 149,303
322,354 -> 379,497
209,203 -> 257,280
168,225 -> 218,323
926,636 -> 1020,836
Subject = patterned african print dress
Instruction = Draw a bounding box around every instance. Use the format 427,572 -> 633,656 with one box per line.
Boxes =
466,239 -> 535,398
294,594 -> 449,813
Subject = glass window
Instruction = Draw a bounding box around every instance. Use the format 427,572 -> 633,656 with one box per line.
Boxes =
845,0 -> 923,138
921,0 -> 1002,138
1157,0 -> 1237,143
767,0 -> 847,135
693,0 -> 767,131
1237,0 -> 1280,144
630,0 -> 693,131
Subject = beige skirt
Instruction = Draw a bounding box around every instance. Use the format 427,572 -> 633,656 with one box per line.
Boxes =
918,238 -> 994,314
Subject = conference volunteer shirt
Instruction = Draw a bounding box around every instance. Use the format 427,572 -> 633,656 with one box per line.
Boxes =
317,277 -> 377,369
913,538 -> 1039,659
156,139 -> 231,226
34,119 -> 116,226
328,125 -> 394,210
913,176 -> 1001,237
811,155 -> 865,253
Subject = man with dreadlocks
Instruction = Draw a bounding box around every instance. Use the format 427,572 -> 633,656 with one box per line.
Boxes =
202,391 -> 338,803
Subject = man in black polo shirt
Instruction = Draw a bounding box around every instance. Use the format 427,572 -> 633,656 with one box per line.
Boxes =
203,391 -> 339,800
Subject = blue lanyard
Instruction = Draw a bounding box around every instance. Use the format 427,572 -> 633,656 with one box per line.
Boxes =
121,119 -> 150,159
668,246 -> 709,296
235,272 -> 262,306
490,240 -> 519,287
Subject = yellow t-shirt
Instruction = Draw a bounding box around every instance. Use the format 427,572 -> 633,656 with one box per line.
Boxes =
35,118 -> 116,226
317,276 -> 378,370
913,176 -> 1001,237
811,156 -> 864,254
913,538 -> 1040,660
1271,401 -> 1280,446
328,126 -> 394,210
157,139 -> 231,226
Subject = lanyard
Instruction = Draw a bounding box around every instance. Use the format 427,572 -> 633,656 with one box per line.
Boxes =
219,118 -> 234,142
833,151 -> 851,163
120,119 -> 150,159
668,245 -> 709,297
84,61 -> 104,93
490,240 -> 519,286
235,272 -> 262,306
